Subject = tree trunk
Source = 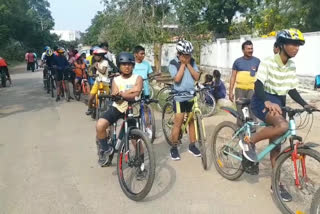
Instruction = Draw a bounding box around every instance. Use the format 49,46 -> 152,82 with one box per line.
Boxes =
153,42 -> 162,73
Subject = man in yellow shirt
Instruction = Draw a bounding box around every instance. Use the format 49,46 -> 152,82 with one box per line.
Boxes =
229,40 -> 260,126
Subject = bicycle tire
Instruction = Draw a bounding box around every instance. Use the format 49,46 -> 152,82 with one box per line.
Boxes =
211,121 -> 244,180
311,188 -> 320,214
272,148 -> 320,214
198,89 -> 216,117
142,104 -> 156,144
156,86 -> 171,111
162,102 -> 175,146
195,112 -> 207,170
117,129 -> 155,201
148,85 -> 154,99
50,78 -> 54,98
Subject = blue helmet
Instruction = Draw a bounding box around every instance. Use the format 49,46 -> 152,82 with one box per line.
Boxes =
44,46 -> 50,51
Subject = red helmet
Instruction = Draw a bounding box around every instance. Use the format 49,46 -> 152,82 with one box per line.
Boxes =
93,48 -> 107,56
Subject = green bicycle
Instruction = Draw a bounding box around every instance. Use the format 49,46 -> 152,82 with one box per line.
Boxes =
162,89 -> 208,170
211,98 -> 320,214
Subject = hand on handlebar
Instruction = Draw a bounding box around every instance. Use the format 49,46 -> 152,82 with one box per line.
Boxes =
264,101 -> 282,116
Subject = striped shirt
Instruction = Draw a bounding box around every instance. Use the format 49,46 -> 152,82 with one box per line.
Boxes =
256,54 -> 298,96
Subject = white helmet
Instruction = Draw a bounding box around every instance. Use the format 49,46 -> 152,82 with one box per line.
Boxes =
176,40 -> 193,55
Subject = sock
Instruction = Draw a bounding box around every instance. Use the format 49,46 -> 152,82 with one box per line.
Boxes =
98,139 -> 109,151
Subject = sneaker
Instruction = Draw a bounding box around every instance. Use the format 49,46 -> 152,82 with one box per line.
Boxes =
85,108 -> 93,115
239,140 -> 258,162
68,96 -> 74,100
146,128 -> 153,139
170,146 -> 180,160
98,147 -> 114,167
188,144 -> 201,157
270,185 -> 292,202
56,96 -> 60,102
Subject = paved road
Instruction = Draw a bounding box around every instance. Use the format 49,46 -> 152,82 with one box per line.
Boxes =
0,71 -> 284,214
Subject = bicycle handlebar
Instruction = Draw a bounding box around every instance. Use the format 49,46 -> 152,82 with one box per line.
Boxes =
281,106 -> 320,116
98,94 -> 158,104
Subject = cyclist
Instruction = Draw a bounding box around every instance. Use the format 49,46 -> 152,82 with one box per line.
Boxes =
0,56 -> 12,85
99,42 -> 118,73
241,28 -> 314,201
273,41 -> 280,54
96,52 -> 143,166
85,48 -> 110,115
73,53 -> 86,90
168,40 -> 201,160
133,45 -> 153,138
54,47 -> 70,102
25,50 -> 36,72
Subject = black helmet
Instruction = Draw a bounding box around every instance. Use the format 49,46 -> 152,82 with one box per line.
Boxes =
116,52 -> 135,67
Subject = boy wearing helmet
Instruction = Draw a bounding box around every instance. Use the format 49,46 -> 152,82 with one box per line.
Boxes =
95,52 -> 142,166
85,48 -> 110,115
168,40 -> 201,160
241,29 -> 314,201
54,47 -> 70,101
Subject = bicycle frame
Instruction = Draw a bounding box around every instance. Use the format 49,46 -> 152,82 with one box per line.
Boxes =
179,95 -> 207,142
224,117 -> 298,162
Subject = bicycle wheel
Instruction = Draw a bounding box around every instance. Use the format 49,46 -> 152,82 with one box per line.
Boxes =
195,112 -> 207,170
148,85 -> 154,99
156,86 -> 171,111
272,148 -> 320,214
117,129 -> 155,201
311,188 -> 320,214
198,89 -> 216,117
211,121 -> 244,180
162,102 -> 175,146
50,78 -> 54,98
141,104 -> 156,144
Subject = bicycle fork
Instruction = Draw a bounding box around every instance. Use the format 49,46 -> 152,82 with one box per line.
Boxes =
291,143 -> 307,188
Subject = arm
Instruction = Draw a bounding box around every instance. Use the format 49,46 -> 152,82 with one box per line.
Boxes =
229,70 -> 237,101
187,63 -> 200,81
111,78 -> 119,95
288,89 -> 308,107
174,64 -> 186,83
120,76 -> 143,100
95,62 -> 107,74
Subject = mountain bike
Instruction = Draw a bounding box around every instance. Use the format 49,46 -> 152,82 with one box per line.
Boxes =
211,98 -> 320,214
133,96 -> 158,144
162,89 -> 208,170
97,95 -> 156,201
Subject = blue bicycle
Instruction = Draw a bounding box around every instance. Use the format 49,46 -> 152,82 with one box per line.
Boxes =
211,98 -> 320,214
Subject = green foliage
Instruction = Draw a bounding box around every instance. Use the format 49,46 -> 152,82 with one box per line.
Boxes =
0,0 -> 57,61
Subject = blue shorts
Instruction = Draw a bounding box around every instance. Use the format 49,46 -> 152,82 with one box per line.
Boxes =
251,93 -> 286,122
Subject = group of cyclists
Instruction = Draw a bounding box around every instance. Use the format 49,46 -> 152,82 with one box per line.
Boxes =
38,28 -> 320,211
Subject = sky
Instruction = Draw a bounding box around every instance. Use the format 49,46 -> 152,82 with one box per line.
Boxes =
48,0 -> 104,32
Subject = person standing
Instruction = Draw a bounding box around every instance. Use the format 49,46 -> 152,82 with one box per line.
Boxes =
25,50 -> 36,72
229,40 -> 260,126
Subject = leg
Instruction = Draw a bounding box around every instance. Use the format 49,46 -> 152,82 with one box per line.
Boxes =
171,113 -> 184,145
188,114 -> 196,143
247,89 -> 257,122
86,94 -> 95,115
235,88 -> 245,127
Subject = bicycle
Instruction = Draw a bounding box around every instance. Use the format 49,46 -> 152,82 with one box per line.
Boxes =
133,96 -> 158,144
74,71 -> 90,101
211,98 -> 320,214
311,188 -> 320,214
46,67 -> 55,98
97,95 -> 156,201
142,73 -> 161,99
92,75 -> 112,120
162,89 -> 208,170
156,82 -> 216,117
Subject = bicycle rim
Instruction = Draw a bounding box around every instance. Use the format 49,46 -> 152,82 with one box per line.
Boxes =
198,90 -> 216,117
272,148 -> 320,214
117,129 -> 155,201
162,102 -> 175,146
195,112 -> 207,170
211,121 -> 244,180
156,86 -> 171,111
143,105 -> 156,144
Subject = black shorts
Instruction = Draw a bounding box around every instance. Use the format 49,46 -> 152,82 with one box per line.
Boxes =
56,69 -> 69,81
27,62 -> 35,71
173,100 -> 194,113
101,106 -> 125,124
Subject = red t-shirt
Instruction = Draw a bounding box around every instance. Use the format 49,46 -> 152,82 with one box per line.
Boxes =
26,53 -> 35,63
0,58 -> 8,67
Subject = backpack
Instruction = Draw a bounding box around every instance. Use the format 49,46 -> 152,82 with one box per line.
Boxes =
315,75 -> 320,89
104,53 -> 119,74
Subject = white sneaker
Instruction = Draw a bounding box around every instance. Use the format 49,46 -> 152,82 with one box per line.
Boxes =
239,140 -> 257,162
